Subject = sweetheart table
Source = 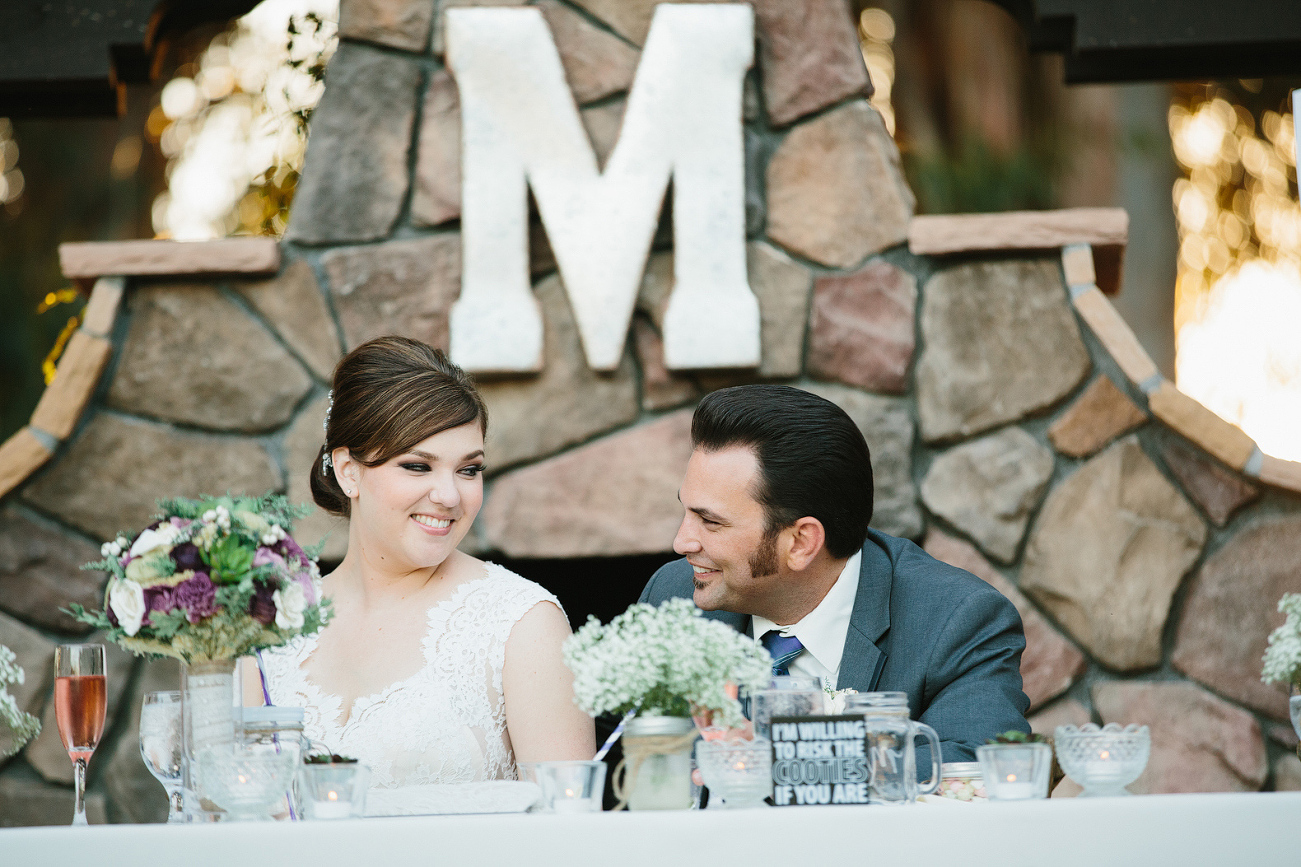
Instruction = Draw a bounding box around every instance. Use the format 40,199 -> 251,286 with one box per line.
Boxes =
5,792 -> 1298,866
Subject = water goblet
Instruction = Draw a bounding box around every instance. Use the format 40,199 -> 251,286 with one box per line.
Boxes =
54,643 -> 107,826
139,691 -> 185,823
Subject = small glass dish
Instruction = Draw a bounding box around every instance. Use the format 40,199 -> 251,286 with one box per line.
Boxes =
695,738 -> 772,809
298,760 -> 370,819
518,760 -> 605,813
194,744 -> 297,820
1054,723 -> 1150,797
937,762 -> 987,801
976,743 -> 1052,800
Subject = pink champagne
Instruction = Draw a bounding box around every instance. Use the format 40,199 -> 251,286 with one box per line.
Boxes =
54,675 -> 107,761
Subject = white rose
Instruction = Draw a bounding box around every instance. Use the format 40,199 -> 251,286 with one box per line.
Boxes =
109,580 -> 146,637
272,582 -> 307,631
128,526 -> 175,559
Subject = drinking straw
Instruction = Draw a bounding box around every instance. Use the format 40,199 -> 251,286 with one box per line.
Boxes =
593,706 -> 640,762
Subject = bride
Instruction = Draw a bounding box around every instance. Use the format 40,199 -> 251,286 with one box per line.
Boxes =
250,336 -> 595,814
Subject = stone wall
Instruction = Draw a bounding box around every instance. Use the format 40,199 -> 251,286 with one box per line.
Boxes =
3,0 -> 1301,823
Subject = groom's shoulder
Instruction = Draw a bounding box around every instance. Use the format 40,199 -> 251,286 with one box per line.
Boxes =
639,557 -> 695,605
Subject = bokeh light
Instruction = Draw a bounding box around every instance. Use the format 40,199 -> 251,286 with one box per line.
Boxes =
150,0 -> 337,239
1170,87 -> 1301,460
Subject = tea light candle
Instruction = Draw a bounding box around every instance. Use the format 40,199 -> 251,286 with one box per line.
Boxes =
310,790 -> 352,819
992,773 -> 1036,800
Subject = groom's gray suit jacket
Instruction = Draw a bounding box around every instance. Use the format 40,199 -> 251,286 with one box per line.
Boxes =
639,529 -> 1031,763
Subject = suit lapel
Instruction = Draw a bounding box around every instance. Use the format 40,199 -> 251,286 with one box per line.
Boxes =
837,535 -> 893,692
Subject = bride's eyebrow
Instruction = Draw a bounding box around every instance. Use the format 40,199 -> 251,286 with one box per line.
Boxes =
404,449 -> 485,461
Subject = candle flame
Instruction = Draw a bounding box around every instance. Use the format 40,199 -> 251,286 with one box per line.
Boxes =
564,788 -> 575,798
327,790 -> 339,801
733,761 -> 747,771
237,774 -> 247,784
1005,773 -> 1017,783
1099,750 -> 1110,760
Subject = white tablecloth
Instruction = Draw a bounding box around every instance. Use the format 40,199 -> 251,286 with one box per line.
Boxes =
5,792 -> 1298,867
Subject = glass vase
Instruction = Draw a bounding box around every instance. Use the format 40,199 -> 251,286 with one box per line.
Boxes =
615,715 -> 697,811
181,659 -> 237,819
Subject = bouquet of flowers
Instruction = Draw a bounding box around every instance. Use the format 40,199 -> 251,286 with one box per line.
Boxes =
563,598 -> 772,729
1262,592 -> 1301,688
0,644 -> 40,758
70,494 -> 331,663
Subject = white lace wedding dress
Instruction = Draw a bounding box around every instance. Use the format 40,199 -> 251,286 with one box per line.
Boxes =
261,563 -> 558,816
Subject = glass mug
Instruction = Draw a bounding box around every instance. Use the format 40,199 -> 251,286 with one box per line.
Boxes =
845,692 -> 940,804
749,676 -> 824,741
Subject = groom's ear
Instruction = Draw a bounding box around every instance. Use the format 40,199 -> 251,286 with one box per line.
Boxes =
783,517 -> 827,572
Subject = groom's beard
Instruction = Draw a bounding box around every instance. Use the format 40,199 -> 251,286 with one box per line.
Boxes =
747,529 -> 780,579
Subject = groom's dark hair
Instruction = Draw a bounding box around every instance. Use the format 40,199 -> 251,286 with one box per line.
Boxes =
691,385 -> 873,559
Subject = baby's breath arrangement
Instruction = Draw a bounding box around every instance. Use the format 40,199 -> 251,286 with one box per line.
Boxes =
68,494 -> 332,664
563,598 -> 772,729
0,644 -> 40,757
1262,593 -> 1301,688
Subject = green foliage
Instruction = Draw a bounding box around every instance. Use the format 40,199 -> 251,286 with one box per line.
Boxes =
205,534 -> 255,585
904,136 -> 1055,215
986,730 -> 1050,745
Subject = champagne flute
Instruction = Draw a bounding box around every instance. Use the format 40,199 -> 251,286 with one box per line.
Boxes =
54,643 -> 107,826
139,691 -> 185,823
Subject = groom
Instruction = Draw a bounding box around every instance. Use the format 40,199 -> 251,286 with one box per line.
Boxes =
639,385 -> 1030,762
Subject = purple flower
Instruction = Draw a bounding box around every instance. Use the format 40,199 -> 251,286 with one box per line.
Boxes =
248,579 -> 277,626
141,585 -> 177,625
295,571 -> 317,606
277,536 -> 307,565
170,542 -> 204,572
173,572 -> 219,623
253,547 -> 286,571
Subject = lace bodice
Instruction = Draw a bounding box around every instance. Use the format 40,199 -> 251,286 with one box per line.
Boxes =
261,563 -> 559,813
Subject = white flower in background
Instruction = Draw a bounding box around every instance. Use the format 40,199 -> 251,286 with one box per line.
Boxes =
128,524 -> 178,559
101,540 -> 121,558
273,582 -> 306,630
109,580 -> 147,637
823,687 -> 858,715
0,644 -> 40,758
1263,593 -> 1301,686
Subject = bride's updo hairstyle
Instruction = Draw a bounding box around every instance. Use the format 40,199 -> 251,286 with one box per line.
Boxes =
310,336 -> 488,517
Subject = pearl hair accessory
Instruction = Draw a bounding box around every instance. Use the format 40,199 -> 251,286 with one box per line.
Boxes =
321,390 -> 334,472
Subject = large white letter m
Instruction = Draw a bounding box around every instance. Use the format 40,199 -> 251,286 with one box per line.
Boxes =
447,4 -> 759,373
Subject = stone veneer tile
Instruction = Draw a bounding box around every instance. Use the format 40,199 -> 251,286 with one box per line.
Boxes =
104,658 -> 179,823
800,382 -> 921,539
753,0 -> 871,126
1047,375 -> 1147,458
924,530 -> 1086,711
0,776 -> 107,827
1028,697 -> 1092,736
908,208 -> 1127,273
1020,437 -> 1206,672
1159,436 -> 1259,526
410,70 -> 461,228
633,318 -> 699,411
917,258 -> 1090,443
477,274 -> 639,470
766,101 -> 913,269
0,507 -> 103,635
287,42 -> 421,243
538,0 -> 640,105
921,428 -> 1054,563
481,409 -> 693,557
23,414 -> 282,541
282,394 -> 350,563
1071,287 -> 1160,386
108,285 -> 313,433
1093,680 -> 1267,794
748,241 -> 813,379
1172,515 -> 1301,721
79,276 -> 124,337
235,260 -> 343,382
1274,754 -> 1301,792
0,428 -> 53,501
807,261 -> 914,395
1147,380 -> 1256,471
29,331 -> 112,440
1060,243 -> 1096,288
58,239 -> 279,279
339,0 -> 435,51
566,0 -> 711,46
1256,454 -> 1301,495
323,235 -> 462,351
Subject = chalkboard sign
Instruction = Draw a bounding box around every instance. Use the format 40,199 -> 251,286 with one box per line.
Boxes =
769,714 -> 869,806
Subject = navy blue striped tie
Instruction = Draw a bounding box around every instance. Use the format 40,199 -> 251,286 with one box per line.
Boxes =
761,630 -> 805,676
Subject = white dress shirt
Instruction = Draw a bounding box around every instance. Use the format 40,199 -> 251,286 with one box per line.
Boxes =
751,550 -> 861,690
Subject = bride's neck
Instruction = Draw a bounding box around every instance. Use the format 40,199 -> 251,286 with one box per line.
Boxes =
330,549 -> 457,609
